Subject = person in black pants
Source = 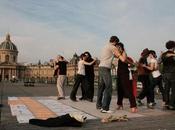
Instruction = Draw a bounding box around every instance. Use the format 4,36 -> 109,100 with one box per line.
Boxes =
81,51 -> 95,102
136,48 -> 152,108
161,40 -> 175,110
70,54 -> 96,101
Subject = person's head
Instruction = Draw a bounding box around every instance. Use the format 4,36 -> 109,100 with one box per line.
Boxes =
165,40 -> 175,50
84,51 -> 92,58
116,42 -> 124,51
109,36 -> 120,45
148,50 -> 157,58
80,53 -> 86,60
57,55 -> 64,60
141,48 -> 149,57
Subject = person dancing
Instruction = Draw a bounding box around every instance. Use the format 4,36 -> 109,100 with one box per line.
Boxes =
116,42 -> 137,113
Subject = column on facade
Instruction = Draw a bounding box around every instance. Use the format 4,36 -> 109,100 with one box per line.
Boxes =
2,68 -> 4,80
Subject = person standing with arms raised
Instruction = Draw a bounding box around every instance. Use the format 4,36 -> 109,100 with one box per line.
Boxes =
96,36 -> 122,113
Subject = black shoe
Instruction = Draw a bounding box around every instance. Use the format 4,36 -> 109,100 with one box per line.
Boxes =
86,98 -> 93,102
153,102 -> 156,106
96,106 -> 102,110
137,99 -> 144,106
70,98 -> 77,102
79,97 -> 86,100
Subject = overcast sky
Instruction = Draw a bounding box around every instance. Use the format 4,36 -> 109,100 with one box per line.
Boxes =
0,0 -> 175,63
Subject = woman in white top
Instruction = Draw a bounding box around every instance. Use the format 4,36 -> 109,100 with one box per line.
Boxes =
70,53 -> 96,101
143,50 -> 165,108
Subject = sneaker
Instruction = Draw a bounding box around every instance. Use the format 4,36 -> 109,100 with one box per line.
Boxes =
147,103 -> 154,109
101,109 -> 113,113
168,106 -> 175,110
137,99 -> 144,106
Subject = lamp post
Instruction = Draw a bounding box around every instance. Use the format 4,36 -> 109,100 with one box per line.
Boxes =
38,60 -> 41,83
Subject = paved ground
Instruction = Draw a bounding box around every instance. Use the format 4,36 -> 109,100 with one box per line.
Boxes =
1,82 -> 175,130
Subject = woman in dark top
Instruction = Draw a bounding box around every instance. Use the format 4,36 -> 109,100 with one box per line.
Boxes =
84,51 -> 95,102
116,42 -> 137,113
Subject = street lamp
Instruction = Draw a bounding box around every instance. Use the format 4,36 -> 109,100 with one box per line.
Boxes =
38,60 -> 41,83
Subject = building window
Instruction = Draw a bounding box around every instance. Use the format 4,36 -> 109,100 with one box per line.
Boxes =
5,55 -> 9,62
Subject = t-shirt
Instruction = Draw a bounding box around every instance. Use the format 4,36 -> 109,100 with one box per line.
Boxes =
77,60 -> 85,75
148,58 -> 161,78
99,43 -> 117,69
57,61 -> 67,75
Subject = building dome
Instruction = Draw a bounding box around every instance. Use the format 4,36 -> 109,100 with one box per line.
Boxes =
0,34 -> 18,51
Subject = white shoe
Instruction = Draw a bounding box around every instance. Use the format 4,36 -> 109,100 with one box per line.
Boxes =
101,109 -> 113,113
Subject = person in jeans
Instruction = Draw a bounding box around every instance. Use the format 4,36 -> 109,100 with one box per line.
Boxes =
161,41 -> 175,110
142,50 -> 165,108
70,53 -> 96,101
96,36 -> 121,113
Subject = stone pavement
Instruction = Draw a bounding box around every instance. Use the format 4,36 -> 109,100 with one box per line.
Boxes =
1,82 -> 175,130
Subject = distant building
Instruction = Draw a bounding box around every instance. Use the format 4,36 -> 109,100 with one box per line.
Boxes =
0,33 -> 24,81
0,34 -> 99,83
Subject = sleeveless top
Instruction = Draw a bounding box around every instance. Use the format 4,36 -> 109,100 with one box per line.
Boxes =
117,59 -> 129,75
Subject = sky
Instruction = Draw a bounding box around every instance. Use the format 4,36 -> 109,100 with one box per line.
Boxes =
0,0 -> 175,63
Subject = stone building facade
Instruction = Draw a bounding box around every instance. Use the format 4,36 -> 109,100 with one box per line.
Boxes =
0,34 -> 99,83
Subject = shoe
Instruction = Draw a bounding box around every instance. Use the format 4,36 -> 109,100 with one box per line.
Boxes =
101,109 -> 113,113
131,107 -> 138,113
70,97 -> 77,102
147,103 -> 154,109
86,98 -> 93,102
137,99 -> 144,106
168,106 -> 175,110
152,102 -> 156,106
57,97 -> 65,100
116,105 -> 123,110
79,97 -> 86,100
96,106 -> 102,110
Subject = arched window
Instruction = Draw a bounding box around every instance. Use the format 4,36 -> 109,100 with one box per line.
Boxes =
5,55 -> 9,62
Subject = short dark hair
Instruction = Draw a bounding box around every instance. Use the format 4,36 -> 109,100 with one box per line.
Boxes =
141,48 -> 149,57
109,36 -> 119,43
166,40 -> 175,49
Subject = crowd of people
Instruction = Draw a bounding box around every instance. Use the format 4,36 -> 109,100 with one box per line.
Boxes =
53,36 -> 175,114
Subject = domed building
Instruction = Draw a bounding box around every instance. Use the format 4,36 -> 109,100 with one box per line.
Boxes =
0,34 -> 99,84
0,34 -> 20,80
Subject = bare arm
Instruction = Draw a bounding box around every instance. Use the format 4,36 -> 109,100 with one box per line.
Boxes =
118,51 -> 127,62
142,63 -> 154,71
166,53 -> 175,57
83,59 -> 96,65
